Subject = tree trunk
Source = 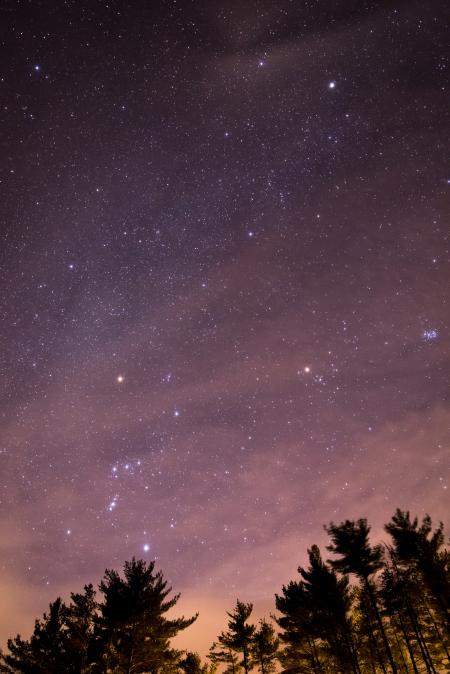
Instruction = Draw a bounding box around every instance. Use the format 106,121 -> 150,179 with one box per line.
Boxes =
308,636 -> 322,674
364,602 -> 388,674
364,576 -> 398,674
260,654 -> 266,674
397,610 -> 420,674
391,617 -> 409,673
365,626 -> 379,674
343,624 -> 362,674
407,606 -> 437,674
243,644 -> 249,674
423,596 -> 450,661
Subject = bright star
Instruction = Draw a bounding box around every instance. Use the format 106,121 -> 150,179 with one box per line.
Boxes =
304,366 -> 311,373
328,81 -> 336,89
117,375 -> 124,383
143,543 -> 150,552
423,329 -> 438,342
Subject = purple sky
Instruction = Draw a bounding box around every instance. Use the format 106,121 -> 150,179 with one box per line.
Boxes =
1,0 -> 449,656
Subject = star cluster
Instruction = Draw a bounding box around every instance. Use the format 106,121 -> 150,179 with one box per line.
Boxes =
0,0 -> 449,655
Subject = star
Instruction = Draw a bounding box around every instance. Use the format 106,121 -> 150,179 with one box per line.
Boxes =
422,329 -> 438,342
108,498 -> 118,512
1,1 -> 448,659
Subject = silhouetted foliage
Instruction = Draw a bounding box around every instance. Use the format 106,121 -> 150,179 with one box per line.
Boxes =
0,598 -> 78,674
94,557 -> 197,673
209,601 -> 255,674
1,510 -> 448,674
276,545 -> 360,674
385,509 -> 449,626
274,512 -> 448,674
251,619 -> 279,674
179,651 -> 216,674
0,559 -> 195,674
326,518 -> 399,674
208,640 -> 241,674
63,584 -> 97,672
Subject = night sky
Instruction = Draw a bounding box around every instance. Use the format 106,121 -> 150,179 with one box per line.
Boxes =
1,0 -> 449,655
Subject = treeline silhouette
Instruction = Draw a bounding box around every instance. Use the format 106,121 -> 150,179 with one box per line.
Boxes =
0,509 -> 448,673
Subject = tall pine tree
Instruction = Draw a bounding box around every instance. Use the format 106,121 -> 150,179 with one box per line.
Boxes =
210,601 -> 255,674
326,518 -> 398,674
93,558 -> 197,674
0,598 -> 75,674
251,619 -> 279,674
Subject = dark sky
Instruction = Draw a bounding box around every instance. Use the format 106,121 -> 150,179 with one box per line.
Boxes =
1,0 -> 449,655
